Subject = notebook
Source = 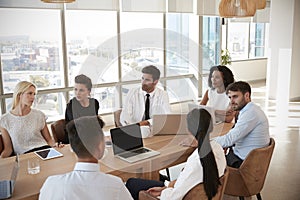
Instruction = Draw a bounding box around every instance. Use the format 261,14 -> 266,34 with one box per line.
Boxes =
0,155 -> 19,199
110,123 -> 160,163
188,103 -> 218,125
151,114 -> 190,136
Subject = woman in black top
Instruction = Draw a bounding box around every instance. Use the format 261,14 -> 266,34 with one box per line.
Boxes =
64,74 -> 100,143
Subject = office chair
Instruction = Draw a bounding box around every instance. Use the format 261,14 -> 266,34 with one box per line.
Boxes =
224,138 -> 275,200
139,169 -> 229,200
51,119 -> 66,144
113,109 -> 122,127
0,134 -> 3,154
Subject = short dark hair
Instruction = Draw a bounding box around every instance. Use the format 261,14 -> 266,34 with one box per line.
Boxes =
75,74 -> 92,91
66,116 -> 105,158
142,65 -> 160,81
226,81 -> 251,97
208,65 -> 234,89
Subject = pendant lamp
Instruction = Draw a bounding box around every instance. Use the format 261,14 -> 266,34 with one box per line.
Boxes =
219,0 -> 257,18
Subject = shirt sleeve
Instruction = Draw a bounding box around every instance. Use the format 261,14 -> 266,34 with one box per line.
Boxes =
161,90 -> 171,113
213,107 -> 258,148
120,89 -> 136,125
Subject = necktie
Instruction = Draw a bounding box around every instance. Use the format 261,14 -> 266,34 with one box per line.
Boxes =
145,94 -> 150,120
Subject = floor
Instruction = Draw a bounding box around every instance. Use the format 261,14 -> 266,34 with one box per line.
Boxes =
224,81 -> 300,200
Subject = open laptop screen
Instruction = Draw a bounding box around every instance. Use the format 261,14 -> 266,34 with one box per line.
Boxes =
110,123 -> 143,155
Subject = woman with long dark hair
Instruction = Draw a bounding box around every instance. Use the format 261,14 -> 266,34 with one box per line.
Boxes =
125,108 -> 226,200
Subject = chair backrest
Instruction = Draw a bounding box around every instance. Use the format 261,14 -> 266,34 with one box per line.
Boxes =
0,134 -> 3,154
183,169 -> 229,200
114,109 -> 122,127
139,169 -> 229,200
51,119 -> 66,143
225,137 -> 275,197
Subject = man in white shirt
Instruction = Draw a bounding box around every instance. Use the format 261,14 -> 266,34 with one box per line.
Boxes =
120,65 -> 170,127
39,116 -> 133,200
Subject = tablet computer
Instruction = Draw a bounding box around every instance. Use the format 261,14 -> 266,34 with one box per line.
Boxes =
34,148 -> 63,160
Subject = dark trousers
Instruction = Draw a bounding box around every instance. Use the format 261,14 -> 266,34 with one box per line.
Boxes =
125,178 -> 164,200
226,149 -> 243,168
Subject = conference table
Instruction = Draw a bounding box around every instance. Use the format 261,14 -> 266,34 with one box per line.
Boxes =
0,122 -> 233,200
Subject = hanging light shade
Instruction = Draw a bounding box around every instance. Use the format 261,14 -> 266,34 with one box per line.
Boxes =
219,0 -> 257,18
41,0 -> 75,3
255,0 -> 266,10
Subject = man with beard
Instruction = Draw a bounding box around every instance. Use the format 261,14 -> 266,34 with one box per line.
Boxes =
120,65 -> 170,127
213,81 -> 270,168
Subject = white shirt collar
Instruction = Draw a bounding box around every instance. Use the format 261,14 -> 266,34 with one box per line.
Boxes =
141,87 -> 156,97
74,162 -> 100,172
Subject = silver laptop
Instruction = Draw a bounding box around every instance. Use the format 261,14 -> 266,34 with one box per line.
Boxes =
110,123 -> 160,163
0,155 -> 19,199
188,104 -> 218,124
151,114 -> 190,136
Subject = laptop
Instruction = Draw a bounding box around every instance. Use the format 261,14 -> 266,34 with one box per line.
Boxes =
151,114 -> 190,136
0,155 -> 19,199
110,123 -> 160,163
188,103 -> 218,124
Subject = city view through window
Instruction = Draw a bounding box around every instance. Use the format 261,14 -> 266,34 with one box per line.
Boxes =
0,7 -> 267,122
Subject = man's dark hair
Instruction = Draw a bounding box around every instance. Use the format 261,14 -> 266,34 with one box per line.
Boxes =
208,65 -> 234,89
66,116 -> 105,158
75,74 -> 93,91
226,81 -> 251,97
142,65 -> 161,81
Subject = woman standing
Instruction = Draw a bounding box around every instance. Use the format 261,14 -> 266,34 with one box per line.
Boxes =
0,81 -> 57,158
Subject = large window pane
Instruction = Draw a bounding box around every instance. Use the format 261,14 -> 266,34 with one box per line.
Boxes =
166,78 -> 197,103
249,23 -> 265,58
227,22 -> 249,60
120,12 -> 164,82
203,16 -> 221,70
166,13 -> 192,76
0,8 -> 64,93
65,10 -> 118,85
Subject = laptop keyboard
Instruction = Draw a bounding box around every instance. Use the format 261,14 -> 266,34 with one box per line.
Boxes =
0,181 -> 9,197
120,148 -> 150,158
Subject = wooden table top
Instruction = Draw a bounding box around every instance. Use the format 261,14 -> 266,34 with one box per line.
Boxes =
0,122 -> 233,200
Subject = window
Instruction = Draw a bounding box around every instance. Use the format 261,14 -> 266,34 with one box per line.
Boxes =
166,13 -> 199,102
203,16 -> 221,70
65,10 -> 118,113
65,10 -> 118,85
227,22 -> 249,60
226,20 -> 267,60
249,23 -> 266,58
0,8 -> 65,117
120,12 -> 164,82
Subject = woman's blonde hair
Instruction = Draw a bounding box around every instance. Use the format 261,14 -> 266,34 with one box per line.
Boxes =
12,81 -> 36,109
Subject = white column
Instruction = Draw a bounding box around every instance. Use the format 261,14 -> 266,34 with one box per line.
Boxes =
266,0 -> 299,129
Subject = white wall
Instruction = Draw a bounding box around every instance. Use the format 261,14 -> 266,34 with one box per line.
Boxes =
228,59 -> 267,82
290,0 -> 300,101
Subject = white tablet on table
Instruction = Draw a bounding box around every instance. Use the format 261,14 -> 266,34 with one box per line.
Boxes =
34,148 -> 63,160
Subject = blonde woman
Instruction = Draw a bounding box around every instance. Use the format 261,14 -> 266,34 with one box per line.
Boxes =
0,81 -> 59,158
